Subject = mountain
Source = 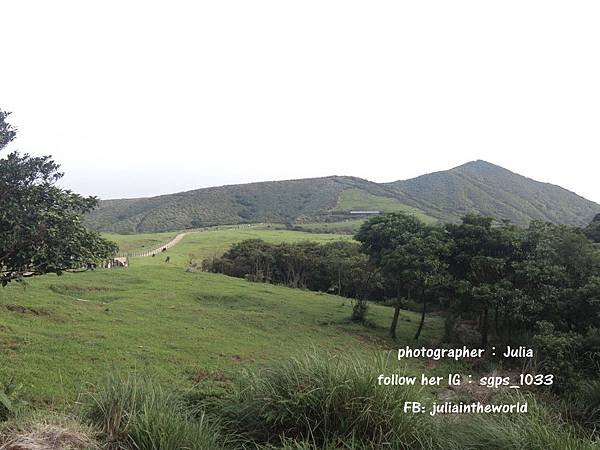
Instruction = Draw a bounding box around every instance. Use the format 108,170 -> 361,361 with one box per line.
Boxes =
388,160 -> 600,226
85,176 -> 425,233
84,160 -> 600,233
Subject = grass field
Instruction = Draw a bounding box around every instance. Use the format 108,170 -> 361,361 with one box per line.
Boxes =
294,219 -> 367,233
102,231 -> 180,253
0,228 -> 441,406
336,189 -> 436,223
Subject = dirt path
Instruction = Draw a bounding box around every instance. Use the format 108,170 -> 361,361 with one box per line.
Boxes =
127,232 -> 190,257
124,223 -> 261,258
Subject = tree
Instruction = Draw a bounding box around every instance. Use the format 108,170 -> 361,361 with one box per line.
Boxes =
446,215 -> 521,347
0,109 -> 118,285
584,213 -> 600,243
515,221 -> 600,334
356,212 -> 450,340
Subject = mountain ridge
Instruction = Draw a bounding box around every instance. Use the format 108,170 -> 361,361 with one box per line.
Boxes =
84,160 -> 600,233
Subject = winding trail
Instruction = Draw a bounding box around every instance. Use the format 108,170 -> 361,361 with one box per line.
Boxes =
122,232 -> 191,258
119,224 -> 264,258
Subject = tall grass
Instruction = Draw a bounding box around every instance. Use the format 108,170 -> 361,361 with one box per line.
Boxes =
435,393 -> 599,450
84,373 -> 224,450
215,353 -> 432,449
81,361 -> 600,449
570,379 -> 600,433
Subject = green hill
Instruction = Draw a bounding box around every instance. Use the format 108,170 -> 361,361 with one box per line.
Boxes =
388,160 -> 600,226
85,176 -> 424,233
85,160 -> 600,232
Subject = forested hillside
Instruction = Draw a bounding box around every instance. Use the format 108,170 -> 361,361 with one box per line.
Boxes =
85,160 -> 600,233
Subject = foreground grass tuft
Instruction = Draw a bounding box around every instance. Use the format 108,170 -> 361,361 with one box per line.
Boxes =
435,393 -> 599,450
78,361 -> 600,449
0,412 -> 100,450
84,373 -> 224,450
214,353 -> 432,449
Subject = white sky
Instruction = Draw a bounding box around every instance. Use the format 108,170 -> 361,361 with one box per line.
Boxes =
1,1 -> 599,202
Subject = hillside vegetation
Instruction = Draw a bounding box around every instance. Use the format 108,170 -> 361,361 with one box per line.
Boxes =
1,228 -> 598,449
388,160 -> 600,225
85,160 -> 600,233
86,176 -> 406,233
0,228 -> 427,404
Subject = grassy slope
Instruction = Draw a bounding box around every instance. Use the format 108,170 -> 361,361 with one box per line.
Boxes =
85,176 -> 397,233
103,231 -> 180,253
336,189 -> 436,223
0,228 -> 441,405
294,219 -> 367,234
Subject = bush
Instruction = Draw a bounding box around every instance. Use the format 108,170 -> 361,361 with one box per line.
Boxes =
350,298 -> 368,322
532,321 -> 582,390
215,353 -> 432,449
84,373 -> 224,450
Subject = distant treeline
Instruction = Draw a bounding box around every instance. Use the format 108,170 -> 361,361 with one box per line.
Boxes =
203,240 -> 383,301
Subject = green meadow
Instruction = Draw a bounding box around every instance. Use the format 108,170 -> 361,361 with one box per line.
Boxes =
0,228 -> 440,406
336,189 -> 436,223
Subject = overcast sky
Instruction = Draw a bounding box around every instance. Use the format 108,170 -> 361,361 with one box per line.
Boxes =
2,1 -> 599,202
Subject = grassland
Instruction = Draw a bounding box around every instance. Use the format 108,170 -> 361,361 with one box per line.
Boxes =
0,228 -> 440,406
293,219 -> 367,234
335,189 -> 436,223
102,231 -> 180,253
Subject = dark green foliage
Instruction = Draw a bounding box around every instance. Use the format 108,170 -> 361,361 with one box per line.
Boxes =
355,213 -> 450,339
0,111 -> 16,150
356,212 -> 600,404
435,216 -> 600,385
0,109 -> 118,285
204,239 -> 383,301
445,215 -> 522,347
584,213 -> 600,242
84,160 -> 600,233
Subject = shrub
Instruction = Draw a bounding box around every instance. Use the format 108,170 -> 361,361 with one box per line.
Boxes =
532,321 -> 582,390
216,353 -> 432,449
84,373 -> 224,450
350,298 -> 368,322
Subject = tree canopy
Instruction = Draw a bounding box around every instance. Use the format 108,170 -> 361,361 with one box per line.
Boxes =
356,212 -> 450,339
0,109 -> 118,285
